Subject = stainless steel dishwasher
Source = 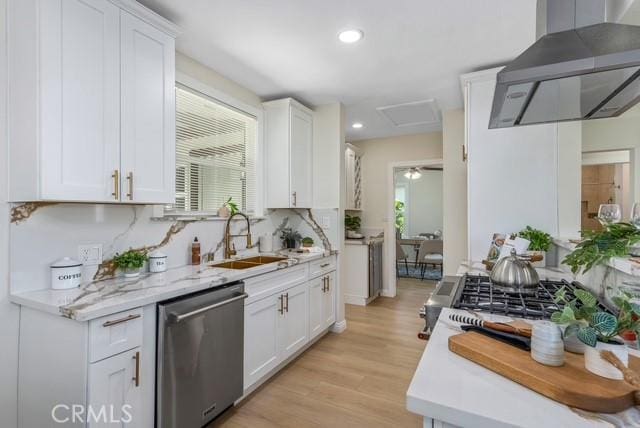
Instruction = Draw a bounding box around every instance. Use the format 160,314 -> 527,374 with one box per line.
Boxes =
157,281 -> 247,428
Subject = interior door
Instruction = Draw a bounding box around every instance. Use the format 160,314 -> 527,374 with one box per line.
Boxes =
120,11 -> 175,204
323,272 -> 336,328
308,277 -> 324,340
39,0 -> 120,201
88,347 -> 141,427
244,295 -> 280,389
289,105 -> 313,208
278,282 -> 309,360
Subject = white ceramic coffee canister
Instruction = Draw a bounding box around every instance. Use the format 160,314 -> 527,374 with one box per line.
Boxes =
530,321 -> 565,367
259,235 -> 273,253
148,251 -> 168,273
50,257 -> 83,290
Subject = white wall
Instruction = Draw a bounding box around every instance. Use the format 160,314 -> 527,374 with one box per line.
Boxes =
351,133 -> 443,232
0,0 -> 19,425
442,109 -> 468,275
313,104 -> 342,209
557,121 -> 582,238
395,170 -> 443,237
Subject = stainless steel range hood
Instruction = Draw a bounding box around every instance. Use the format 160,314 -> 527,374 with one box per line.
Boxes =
489,1 -> 640,129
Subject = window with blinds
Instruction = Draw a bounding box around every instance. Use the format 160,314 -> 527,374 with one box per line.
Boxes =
170,86 -> 257,215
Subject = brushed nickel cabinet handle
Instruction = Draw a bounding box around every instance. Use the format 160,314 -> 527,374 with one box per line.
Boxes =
326,276 -> 330,292
132,351 -> 140,387
292,191 -> 297,207
111,170 -> 120,200
126,172 -> 134,200
462,144 -> 468,162
102,313 -> 141,327
278,295 -> 284,314
284,292 -> 289,313
320,263 -> 330,268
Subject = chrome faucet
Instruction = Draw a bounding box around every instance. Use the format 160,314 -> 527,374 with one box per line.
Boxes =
224,212 -> 252,259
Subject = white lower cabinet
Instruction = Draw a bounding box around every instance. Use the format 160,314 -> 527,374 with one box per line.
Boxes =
309,271 -> 336,340
88,348 -> 142,427
244,262 -> 337,391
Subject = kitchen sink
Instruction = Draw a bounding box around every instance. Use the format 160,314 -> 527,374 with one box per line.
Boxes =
209,256 -> 288,270
240,256 -> 288,264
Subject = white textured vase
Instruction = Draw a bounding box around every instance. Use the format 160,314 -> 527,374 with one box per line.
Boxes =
584,341 -> 628,380
124,267 -> 142,278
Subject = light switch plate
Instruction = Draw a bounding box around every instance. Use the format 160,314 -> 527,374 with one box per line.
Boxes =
78,244 -> 103,266
321,216 -> 331,229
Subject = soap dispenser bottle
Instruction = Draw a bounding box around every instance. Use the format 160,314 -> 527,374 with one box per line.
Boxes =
191,237 -> 201,265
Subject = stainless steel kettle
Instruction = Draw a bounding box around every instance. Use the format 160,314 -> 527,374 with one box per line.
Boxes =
489,249 -> 540,294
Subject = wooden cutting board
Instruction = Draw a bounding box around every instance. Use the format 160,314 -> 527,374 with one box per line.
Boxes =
449,331 -> 639,413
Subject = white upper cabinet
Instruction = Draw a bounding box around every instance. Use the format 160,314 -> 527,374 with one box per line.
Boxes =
345,144 -> 362,210
120,11 -> 176,204
8,0 -> 178,203
264,98 -> 313,208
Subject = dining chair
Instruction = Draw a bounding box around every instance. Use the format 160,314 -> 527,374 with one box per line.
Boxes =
396,241 -> 410,277
416,239 -> 443,279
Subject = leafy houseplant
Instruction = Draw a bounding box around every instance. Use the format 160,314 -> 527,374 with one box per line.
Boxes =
281,228 -> 302,249
218,197 -> 239,217
301,237 -> 314,248
345,214 -> 361,234
113,249 -> 148,278
395,200 -> 406,238
518,226 -> 552,252
563,222 -> 640,275
552,287 -> 639,379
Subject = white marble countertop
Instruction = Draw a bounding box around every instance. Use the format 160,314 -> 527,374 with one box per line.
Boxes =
554,237 -> 640,278
406,307 -> 640,428
10,250 -> 334,322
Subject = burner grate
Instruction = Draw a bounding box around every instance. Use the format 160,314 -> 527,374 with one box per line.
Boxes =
452,274 -> 605,320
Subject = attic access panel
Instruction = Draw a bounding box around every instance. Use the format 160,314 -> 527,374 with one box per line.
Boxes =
377,99 -> 441,127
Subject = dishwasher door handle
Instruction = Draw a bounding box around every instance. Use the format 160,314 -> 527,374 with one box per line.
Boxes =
170,292 -> 248,323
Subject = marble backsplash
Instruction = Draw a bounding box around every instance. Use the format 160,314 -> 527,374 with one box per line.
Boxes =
9,203 -> 337,294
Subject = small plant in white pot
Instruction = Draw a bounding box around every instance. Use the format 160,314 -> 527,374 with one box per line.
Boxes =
551,288 -> 639,380
113,249 -> 148,278
518,226 -> 552,267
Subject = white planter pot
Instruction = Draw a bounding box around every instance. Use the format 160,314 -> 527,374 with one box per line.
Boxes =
123,267 -> 142,278
584,340 -> 628,380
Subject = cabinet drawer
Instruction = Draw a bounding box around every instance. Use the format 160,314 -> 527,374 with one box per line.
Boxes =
309,255 -> 336,279
89,308 -> 143,363
244,264 -> 308,305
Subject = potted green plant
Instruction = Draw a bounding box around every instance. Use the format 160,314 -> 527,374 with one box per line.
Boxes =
395,200 -> 406,239
345,214 -> 361,239
518,226 -> 552,267
551,287 -> 639,379
218,197 -> 239,218
281,228 -> 302,249
563,222 -> 640,275
113,249 -> 148,278
301,237 -> 314,248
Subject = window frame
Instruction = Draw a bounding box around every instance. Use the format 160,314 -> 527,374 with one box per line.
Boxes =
158,72 -> 265,219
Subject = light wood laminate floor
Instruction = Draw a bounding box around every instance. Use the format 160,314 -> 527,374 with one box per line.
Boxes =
213,278 -> 435,428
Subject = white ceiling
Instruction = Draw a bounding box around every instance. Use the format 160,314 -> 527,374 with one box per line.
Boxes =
138,0 -> 538,141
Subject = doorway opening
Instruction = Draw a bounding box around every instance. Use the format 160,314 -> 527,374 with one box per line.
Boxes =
386,160 -> 444,297
581,150 -> 632,231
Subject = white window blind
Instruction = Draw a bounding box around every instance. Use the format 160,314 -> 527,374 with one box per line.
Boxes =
170,86 -> 257,215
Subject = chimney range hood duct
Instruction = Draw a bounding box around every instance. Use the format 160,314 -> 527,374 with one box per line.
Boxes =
489,0 -> 640,129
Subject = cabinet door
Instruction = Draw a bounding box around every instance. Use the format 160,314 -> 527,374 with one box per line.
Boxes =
345,148 -> 356,209
39,0 -> 120,202
323,272 -> 336,328
308,277 -> 324,340
279,282 -> 309,360
244,295 -> 281,389
120,11 -> 176,204
289,105 -> 313,208
88,348 -> 142,427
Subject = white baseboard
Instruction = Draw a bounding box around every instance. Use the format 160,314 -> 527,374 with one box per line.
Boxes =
381,289 -> 396,297
344,293 -> 367,306
330,319 -> 347,333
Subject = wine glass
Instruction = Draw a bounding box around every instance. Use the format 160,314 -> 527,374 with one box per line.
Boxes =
631,203 -> 640,229
598,204 -> 622,226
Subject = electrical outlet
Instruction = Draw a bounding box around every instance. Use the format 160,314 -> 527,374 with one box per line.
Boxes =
322,216 -> 331,229
78,244 -> 103,266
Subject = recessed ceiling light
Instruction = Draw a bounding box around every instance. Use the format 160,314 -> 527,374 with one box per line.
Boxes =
352,122 -> 363,129
338,29 -> 363,44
